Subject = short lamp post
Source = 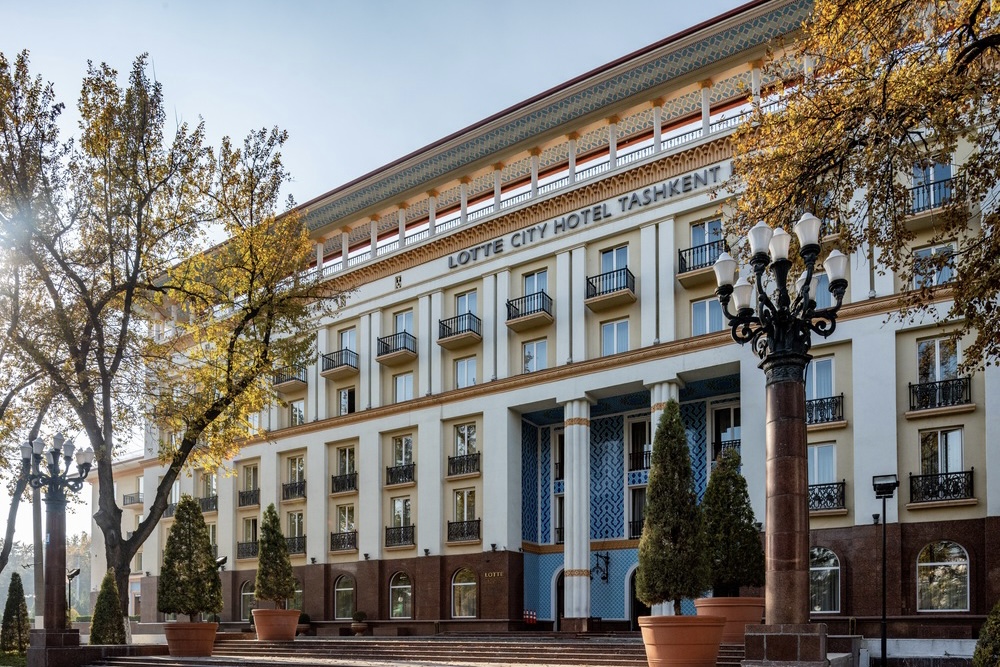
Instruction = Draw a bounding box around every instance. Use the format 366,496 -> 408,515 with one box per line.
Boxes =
713,213 -> 849,624
20,434 -> 94,642
873,474 -> 899,667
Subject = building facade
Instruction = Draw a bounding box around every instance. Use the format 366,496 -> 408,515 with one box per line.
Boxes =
92,0 -> 1000,640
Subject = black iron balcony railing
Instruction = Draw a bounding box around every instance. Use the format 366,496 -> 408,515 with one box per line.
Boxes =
273,365 -> 306,385
628,519 -> 644,540
238,488 -> 260,507
586,267 -> 635,299
909,175 -> 961,215
286,536 -> 307,554
331,472 -> 358,494
322,349 -> 359,373
439,313 -> 482,340
198,495 -> 218,513
553,460 -> 564,481
447,519 -> 481,542
237,541 -> 259,559
628,450 -> 651,472
377,331 -> 417,357
910,469 -> 974,503
330,530 -> 358,551
809,481 -> 846,511
506,291 -> 553,320
386,463 -> 415,485
678,239 -> 726,274
282,480 -> 307,500
123,492 -> 143,506
164,502 -> 177,518
448,453 -> 481,476
385,525 -> 415,547
806,394 -> 845,425
554,527 -> 564,544
712,439 -> 741,461
909,377 -> 971,411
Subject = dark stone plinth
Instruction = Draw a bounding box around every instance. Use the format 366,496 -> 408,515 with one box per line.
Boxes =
27,630 -> 167,667
560,617 -> 602,633
742,623 -> 829,667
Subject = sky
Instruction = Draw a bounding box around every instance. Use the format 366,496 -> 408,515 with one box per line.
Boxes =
0,0 -> 745,543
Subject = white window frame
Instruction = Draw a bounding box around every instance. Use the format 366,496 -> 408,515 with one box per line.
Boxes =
287,510 -> 305,538
601,318 -> 629,356
456,290 -> 477,316
806,357 -> 835,401
455,423 -> 477,455
917,336 -> 959,384
917,541 -> 969,612
392,435 -> 413,467
692,297 -> 724,336
389,572 -> 413,619
334,575 -> 355,620
242,464 -> 259,492
919,427 -> 964,475
809,546 -> 841,613
336,504 -> 355,533
394,309 -> 414,334
600,245 -> 628,273
289,399 -> 305,426
523,269 -> 548,296
454,488 -> 476,522
339,386 -> 356,415
337,446 -> 356,476
456,356 -> 477,389
451,568 -> 477,619
807,443 -> 836,485
394,372 -> 413,402
339,327 -> 357,352
287,455 -> 305,483
391,496 -> 412,528
913,243 -> 955,289
523,338 -> 547,373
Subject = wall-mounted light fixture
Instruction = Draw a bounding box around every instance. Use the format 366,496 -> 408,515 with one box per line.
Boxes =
590,552 -> 611,582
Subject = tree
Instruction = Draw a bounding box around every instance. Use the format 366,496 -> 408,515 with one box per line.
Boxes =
157,495 -> 222,621
90,569 -> 125,645
0,50 -> 343,616
636,400 -> 709,615
0,572 -> 29,653
700,448 -> 765,597
975,597 -> 1000,667
255,503 -> 296,609
729,0 -> 1000,368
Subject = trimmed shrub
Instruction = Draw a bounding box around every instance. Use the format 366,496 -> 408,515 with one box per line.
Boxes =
90,569 -> 126,645
255,503 -> 296,608
0,572 -> 30,653
974,598 -> 1000,667
157,494 -> 223,621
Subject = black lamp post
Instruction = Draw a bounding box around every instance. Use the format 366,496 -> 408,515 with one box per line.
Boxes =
873,474 -> 899,667
713,213 -> 849,624
66,568 -> 81,624
20,434 -> 94,642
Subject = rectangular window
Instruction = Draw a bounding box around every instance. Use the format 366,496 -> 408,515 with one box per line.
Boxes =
806,357 -> 834,400
394,372 -> 413,402
287,511 -> 305,537
339,327 -> 357,352
456,356 -> 477,389
628,417 -> 651,470
918,337 -> 958,384
201,472 -> 217,497
337,504 -> 355,533
392,435 -> 413,466
630,487 -> 646,538
289,399 -> 305,426
455,488 -> 476,522
692,298 -> 724,336
391,497 -> 411,527
207,523 -> 218,548
339,387 -> 356,415
455,423 -> 477,455
920,428 -> 963,475
554,495 -> 565,543
394,310 -> 413,334
553,430 -> 565,481
337,447 -> 355,475
523,339 -> 547,373
600,245 -> 628,273
247,412 -> 261,434
243,464 -> 259,491
137,477 -> 144,494
912,160 -> 953,211
524,269 -> 548,295
243,517 -> 258,542
691,219 -> 723,246
913,244 -> 955,289
601,319 -> 629,356
170,480 -> 180,504
808,444 -> 836,485
812,273 -> 832,309
288,455 -> 305,483
456,291 -> 477,316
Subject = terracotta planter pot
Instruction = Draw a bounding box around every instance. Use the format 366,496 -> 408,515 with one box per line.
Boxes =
350,621 -> 369,636
163,621 -> 218,657
694,597 -> 765,644
252,608 -> 300,640
638,615 -> 725,667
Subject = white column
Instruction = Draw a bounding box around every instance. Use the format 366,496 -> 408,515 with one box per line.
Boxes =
648,380 -> 681,433
429,291 -> 443,395
483,403 -> 521,548
418,294 -> 432,397
305,441 -> 327,561
803,55 -> 815,80
562,398 -> 591,621
427,191 -> 437,235
370,217 -> 379,258
316,328 -> 329,421
482,273 -> 497,383
493,164 -> 503,211
739,359 -> 767,522
397,206 -> 406,245
607,116 -> 618,168
530,150 -> 540,198
315,240 -> 325,272
357,428 -> 382,559
555,251 -> 572,365
751,61 -> 762,104
306,335 -> 319,422
268,400 -> 279,432
657,216 -> 676,343
341,229 -> 350,269
495,269 -> 510,380
460,178 -> 470,225
567,134 -> 578,184
570,245 -> 586,364
363,312 -> 381,410
416,416 -> 444,554
700,80 -> 712,135
259,447 -> 279,511
217,471 -> 236,561
984,364 -> 1000,514
652,100 -> 663,153
639,223 -> 658,347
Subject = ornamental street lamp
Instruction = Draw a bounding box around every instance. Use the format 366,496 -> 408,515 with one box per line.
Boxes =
873,474 -> 899,667
20,434 -> 94,641
713,213 -> 849,625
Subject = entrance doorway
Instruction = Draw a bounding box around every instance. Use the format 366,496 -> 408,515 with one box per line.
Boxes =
555,570 -> 564,631
629,570 -> 650,631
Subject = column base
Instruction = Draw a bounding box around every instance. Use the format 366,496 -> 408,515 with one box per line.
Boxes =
742,624 -> 829,667
560,616 -> 603,633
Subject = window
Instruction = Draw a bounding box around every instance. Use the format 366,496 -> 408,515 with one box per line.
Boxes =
523,339 -> 547,373
455,423 -> 477,455
248,412 -> 261,434
201,472 -> 217,498
243,464 -> 259,491
337,447 -> 356,476
240,581 -> 255,621
813,273 -> 832,309
920,428 -> 963,475
288,455 -> 305,483
391,497 -> 412,527
600,245 -> 628,273
389,572 -> 413,619
285,579 -> 304,611
394,372 -> 413,402
339,387 -> 356,415
913,244 -> 955,289
630,487 -> 646,539
456,356 -> 477,389
334,575 -> 355,620
918,337 -> 958,384
806,358 -> 834,401
917,541 -> 969,611
601,319 -> 628,356
807,444 -> 836,485
289,399 -> 305,427
206,523 -> 217,554
287,511 -> 305,538
809,547 -> 840,613
455,488 -> 476,522
553,430 -> 565,481
339,327 -> 357,352
452,568 -> 477,618
337,504 -> 355,533
394,310 -> 413,334
912,160 -> 953,212
169,480 -> 180,504
553,495 -> 565,544
692,219 -> 723,246
392,435 -> 413,466
243,517 -> 258,542
456,291 -> 477,315
692,297 -> 724,336
524,269 -> 548,295
628,417 -> 651,471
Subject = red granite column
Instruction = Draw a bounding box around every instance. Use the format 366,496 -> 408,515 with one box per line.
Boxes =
43,495 -> 68,632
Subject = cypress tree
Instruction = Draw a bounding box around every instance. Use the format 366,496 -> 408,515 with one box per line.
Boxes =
974,598 -> 1000,667
0,572 -> 30,653
90,569 -> 126,645
636,399 -> 710,615
157,495 -> 223,621
255,503 -> 296,609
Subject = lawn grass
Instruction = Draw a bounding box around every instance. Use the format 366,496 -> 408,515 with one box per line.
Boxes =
0,653 -> 27,667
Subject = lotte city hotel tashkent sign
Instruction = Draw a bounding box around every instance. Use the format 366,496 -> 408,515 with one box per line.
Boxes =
447,162 -> 729,268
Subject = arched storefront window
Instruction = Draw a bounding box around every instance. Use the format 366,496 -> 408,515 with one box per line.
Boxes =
917,541 -> 969,611
451,568 -> 477,618
389,572 -> 412,619
240,581 -> 255,621
334,575 -> 356,620
809,547 -> 840,613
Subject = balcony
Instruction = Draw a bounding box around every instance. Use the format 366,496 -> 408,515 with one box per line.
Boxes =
628,450 -> 651,472
286,536 -> 307,555
806,394 -> 845,426
506,291 -> 554,332
678,240 -> 726,286
376,332 -> 417,366
438,313 -> 482,350
385,525 -> 415,547
238,488 -> 260,507
584,267 -> 636,311
910,469 -> 974,504
909,176 -> 961,216
809,481 -> 846,512
331,472 -> 358,494
554,527 -> 564,544
908,377 -> 972,413
122,492 -> 144,507
628,519 -> 644,540
237,541 -> 259,559
330,530 -> 358,552
282,480 -> 307,500
320,349 -> 359,381
386,463 -> 416,486
447,519 -> 481,543
273,365 -> 307,393
164,503 -> 177,518
447,453 -> 481,477
712,439 -> 741,462
198,495 -> 218,513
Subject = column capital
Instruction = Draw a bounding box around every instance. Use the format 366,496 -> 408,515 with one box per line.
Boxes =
749,59 -> 764,69
370,214 -> 381,223
606,114 -> 620,125
426,189 -> 438,198
566,131 -> 580,141
459,176 -> 472,185
340,226 -> 352,234
529,147 -> 542,157
699,78 -> 714,89
396,202 -> 409,211
492,162 -> 505,171
650,97 -> 665,108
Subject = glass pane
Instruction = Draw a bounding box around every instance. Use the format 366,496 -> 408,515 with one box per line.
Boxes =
920,431 -> 940,475
708,299 -> 723,333
917,340 -> 936,383
943,429 -> 963,473
939,339 -> 958,380
810,359 -> 834,400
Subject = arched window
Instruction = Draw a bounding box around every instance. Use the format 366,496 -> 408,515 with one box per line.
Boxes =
451,568 -> 477,618
389,572 -> 412,619
809,547 -> 840,613
917,541 -> 969,611
334,575 -> 355,620
240,581 -> 255,621
285,578 -> 304,611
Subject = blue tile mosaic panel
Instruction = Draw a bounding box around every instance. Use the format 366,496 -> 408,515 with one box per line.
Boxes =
679,401 -> 708,500
521,422 -> 539,543
539,428 -> 552,544
590,415 -> 624,540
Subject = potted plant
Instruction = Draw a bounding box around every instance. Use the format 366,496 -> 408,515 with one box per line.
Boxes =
350,610 -> 369,636
636,400 -> 724,667
697,447 -> 766,643
252,503 -> 300,640
157,494 -> 223,656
